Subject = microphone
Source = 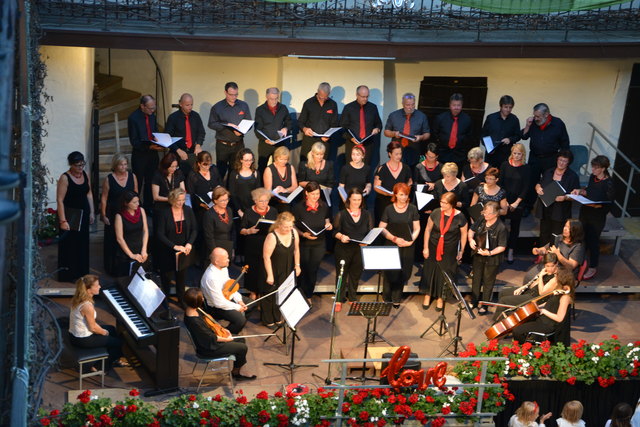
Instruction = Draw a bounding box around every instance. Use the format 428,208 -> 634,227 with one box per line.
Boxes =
340,260 -> 345,266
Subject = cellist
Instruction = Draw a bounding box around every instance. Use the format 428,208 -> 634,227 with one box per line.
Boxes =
201,247 -> 253,334
183,288 -> 256,381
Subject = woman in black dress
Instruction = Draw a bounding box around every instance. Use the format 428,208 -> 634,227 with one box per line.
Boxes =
374,141 -> 412,223
152,152 -> 186,215
100,153 -> 137,275
113,191 -> 149,277
57,152 -> 95,283
239,188 -> 277,300
339,144 -> 371,197
571,155 -> 615,280
202,187 -> 234,260
183,288 -> 255,381
263,146 -> 298,213
228,149 -> 261,263
432,162 -> 470,211
262,212 -> 301,328
512,266 -> 574,346
333,188 -> 374,310
298,142 -> 334,195
534,150 -> 579,247
420,191 -> 468,311
379,182 -> 421,307
156,188 -> 197,302
499,143 -> 530,263
470,167 -> 509,217
413,143 -> 442,190
186,151 -> 222,221
461,146 -> 490,196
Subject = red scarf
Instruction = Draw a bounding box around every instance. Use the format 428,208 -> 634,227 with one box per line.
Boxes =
539,114 -> 553,131
436,208 -> 456,261
121,207 -> 141,224
306,202 -> 319,212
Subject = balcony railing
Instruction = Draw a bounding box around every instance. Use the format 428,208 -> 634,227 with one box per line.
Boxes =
34,0 -> 640,40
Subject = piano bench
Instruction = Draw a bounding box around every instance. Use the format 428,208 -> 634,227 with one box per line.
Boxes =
194,355 -> 235,393
73,346 -> 109,390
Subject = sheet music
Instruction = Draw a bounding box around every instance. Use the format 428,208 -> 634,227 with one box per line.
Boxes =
152,133 -> 182,148
361,246 -> 402,270
350,227 -> 384,245
398,132 -> 416,142
482,136 -> 496,154
416,184 -> 426,193
280,288 -> 309,329
301,221 -> 329,236
127,271 -> 165,317
312,127 -> 342,138
375,185 -> 393,195
416,192 -> 434,210
257,129 -> 292,144
320,186 -> 332,207
567,194 -> 611,204
276,270 -> 297,305
272,186 -> 303,203
226,119 -> 254,135
338,186 -> 348,202
347,129 -> 375,143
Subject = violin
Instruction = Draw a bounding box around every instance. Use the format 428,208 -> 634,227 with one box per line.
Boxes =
484,289 -> 569,340
197,307 -> 231,338
223,265 -> 249,300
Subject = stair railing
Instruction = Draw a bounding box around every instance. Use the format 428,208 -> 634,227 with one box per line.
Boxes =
114,112 -> 120,153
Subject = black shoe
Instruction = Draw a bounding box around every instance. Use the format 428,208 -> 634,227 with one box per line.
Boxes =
422,303 -> 431,310
435,306 -> 443,312
478,306 -> 489,315
393,303 -> 400,309
233,373 -> 257,381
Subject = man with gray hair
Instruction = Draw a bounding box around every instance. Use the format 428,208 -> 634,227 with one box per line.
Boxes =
384,92 -> 431,166
340,85 -> 382,163
521,103 -> 570,212
254,87 -> 292,173
298,82 -> 339,160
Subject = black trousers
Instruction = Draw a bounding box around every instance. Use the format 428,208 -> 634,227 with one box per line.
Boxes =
69,325 -> 123,369
383,245 -> 414,303
161,269 -> 188,302
471,255 -> 500,305
258,141 -> 278,175
205,296 -> 254,334
504,207 -> 523,250
524,155 -> 556,210
260,290 -> 281,325
334,242 -> 363,302
131,149 -> 159,211
199,341 -> 248,369
299,242 -> 325,298
582,216 -> 605,268
215,140 -> 243,181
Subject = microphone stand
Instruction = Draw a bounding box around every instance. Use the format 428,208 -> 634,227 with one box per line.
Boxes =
312,260 -> 345,385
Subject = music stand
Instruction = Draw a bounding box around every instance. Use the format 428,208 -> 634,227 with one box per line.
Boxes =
263,287 -> 317,383
265,271 -> 298,347
361,246 -> 401,345
347,301 -> 393,382
438,269 -> 475,357
420,263 -> 454,340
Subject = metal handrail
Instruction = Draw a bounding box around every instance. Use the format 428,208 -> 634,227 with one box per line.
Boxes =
586,122 -> 639,217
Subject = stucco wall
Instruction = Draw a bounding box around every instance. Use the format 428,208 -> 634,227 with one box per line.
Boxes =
40,46 -> 94,205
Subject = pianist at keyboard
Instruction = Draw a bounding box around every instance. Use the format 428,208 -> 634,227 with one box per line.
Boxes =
69,274 -> 130,370
183,288 -> 256,381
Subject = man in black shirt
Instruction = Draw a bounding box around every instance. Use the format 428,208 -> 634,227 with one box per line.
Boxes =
339,85 -> 382,164
208,82 -> 252,180
127,94 -> 160,212
165,93 -> 206,175
521,103 -> 570,211
298,82 -> 339,161
432,93 -> 474,169
481,95 -> 521,167
254,87 -> 292,174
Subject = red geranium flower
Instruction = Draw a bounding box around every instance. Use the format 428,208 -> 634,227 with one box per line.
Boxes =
441,405 -> 451,415
620,369 -> 629,378
188,395 -> 197,401
359,411 -> 370,421
574,349 -> 585,358
342,402 -> 351,413
200,410 -> 211,418
127,404 -> 137,412
236,395 -> 248,404
129,388 -> 140,397
566,376 -> 577,385
40,418 -> 50,426
431,417 -> 446,427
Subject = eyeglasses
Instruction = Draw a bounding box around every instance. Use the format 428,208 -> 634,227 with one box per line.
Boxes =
73,162 -> 86,167
217,198 -> 229,203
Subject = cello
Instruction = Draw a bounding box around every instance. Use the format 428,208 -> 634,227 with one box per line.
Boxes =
484,289 -> 568,340
222,265 -> 249,300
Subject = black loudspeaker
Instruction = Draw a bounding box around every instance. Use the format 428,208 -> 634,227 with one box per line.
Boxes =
380,352 -> 421,385
418,76 -> 488,149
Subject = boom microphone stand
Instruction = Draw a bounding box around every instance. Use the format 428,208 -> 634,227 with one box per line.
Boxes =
438,269 -> 475,357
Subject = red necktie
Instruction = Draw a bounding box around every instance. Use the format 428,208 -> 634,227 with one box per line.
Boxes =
145,114 -> 153,140
448,116 -> 458,149
401,113 -> 411,148
184,114 -> 193,149
359,105 -> 366,140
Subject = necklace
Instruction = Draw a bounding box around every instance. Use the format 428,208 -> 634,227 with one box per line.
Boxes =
253,205 -> 269,217
315,160 -> 324,175
509,159 -> 522,167
424,160 -> 438,171
348,208 -> 361,218
166,173 -> 175,190
593,175 -> 607,183
276,164 -> 288,182
174,209 -> 184,234
215,207 -> 229,224
387,161 -> 400,173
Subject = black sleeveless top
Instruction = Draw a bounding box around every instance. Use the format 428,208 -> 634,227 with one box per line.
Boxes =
63,172 -> 90,231
106,172 -> 135,220
270,230 -> 295,286
268,163 -> 293,192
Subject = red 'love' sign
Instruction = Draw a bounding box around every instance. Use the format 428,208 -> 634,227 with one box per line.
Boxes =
380,345 -> 448,391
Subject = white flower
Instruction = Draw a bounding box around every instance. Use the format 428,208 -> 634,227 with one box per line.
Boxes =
591,344 -> 600,351
382,409 -> 387,416
605,352 -> 610,357
591,357 -> 599,363
443,403 -> 450,408
207,396 -> 212,402
91,395 -> 99,400
192,402 -> 199,409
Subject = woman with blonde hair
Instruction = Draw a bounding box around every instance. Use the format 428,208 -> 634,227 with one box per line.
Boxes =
298,142 -> 334,190
556,401 -> 585,427
508,401 -> 552,427
499,143 -> 530,263
263,146 -> 298,213
262,211 -> 301,328
69,275 -> 128,370
432,162 -> 470,211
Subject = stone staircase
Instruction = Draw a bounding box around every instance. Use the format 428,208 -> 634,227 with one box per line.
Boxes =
94,71 -> 140,184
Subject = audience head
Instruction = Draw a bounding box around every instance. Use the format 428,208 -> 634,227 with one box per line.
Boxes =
441,162 -> 458,178
467,146 -> 485,163
499,95 -> 515,107
71,274 -> 100,308
178,93 -> 193,115
234,148 -> 256,172
110,153 -> 129,173
251,187 -> 272,206
401,93 -> 416,115
564,218 -> 584,244
211,247 -> 230,268
351,144 -> 365,162
273,146 -> 290,165
265,87 -> 280,105
317,82 -> 331,100
449,93 -> 464,116
183,287 -> 204,310
514,401 -> 539,425
591,155 -> 610,177
356,85 -> 370,105
510,143 -> 527,163
271,211 -> 295,233
533,103 -> 550,126
391,182 -> 410,204
387,141 -> 403,161
482,201 -> 500,218
560,400 -> 583,423
159,152 -> 179,177
304,181 -> 321,204
543,252 -> 559,274
224,82 -> 239,105
193,151 -> 213,173
167,188 -> 186,207
609,402 -> 633,427
345,188 -> 364,210
139,95 -> 156,115
212,187 -> 230,207
484,167 -> 500,184
440,191 -> 458,211
556,150 -> 574,168
307,142 -> 326,170
425,142 -> 438,159
119,190 -> 140,213
67,151 -> 86,167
